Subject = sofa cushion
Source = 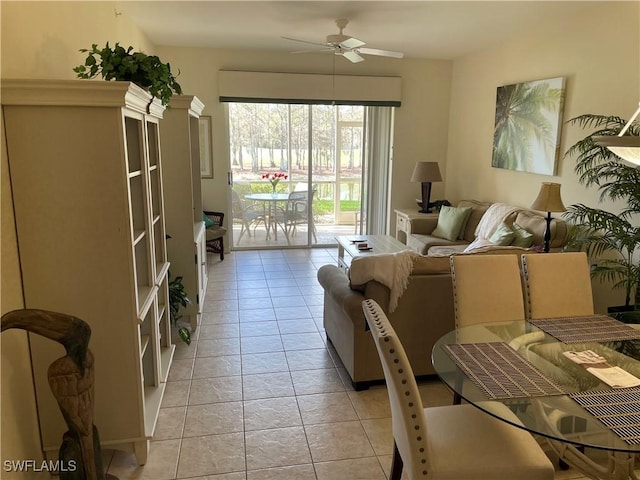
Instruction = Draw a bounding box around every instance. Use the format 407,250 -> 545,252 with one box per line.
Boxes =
489,222 -> 516,246
511,222 -> 535,248
407,234 -> 467,256
457,200 -> 492,242
427,245 -> 468,257
431,206 -> 473,241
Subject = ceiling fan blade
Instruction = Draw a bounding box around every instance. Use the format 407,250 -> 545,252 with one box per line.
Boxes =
340,37 -> 365,49
341,50 -> 365,63
358,47 -> 404,59
291,48 -> 333,54
281,36 -> 329,48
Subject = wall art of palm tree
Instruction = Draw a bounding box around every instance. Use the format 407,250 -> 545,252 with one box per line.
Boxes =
492,76 -> 565,175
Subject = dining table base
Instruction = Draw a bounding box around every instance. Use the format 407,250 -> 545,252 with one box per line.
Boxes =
543,436 -> 639,480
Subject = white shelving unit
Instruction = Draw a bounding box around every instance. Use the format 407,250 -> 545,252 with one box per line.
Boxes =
160,95 -> 207,331
2,79 -> 174,464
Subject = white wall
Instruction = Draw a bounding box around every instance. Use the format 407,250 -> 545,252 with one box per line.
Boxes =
446,1 -> 640,312
154,46 -> 452,229
0,1 -> 155,79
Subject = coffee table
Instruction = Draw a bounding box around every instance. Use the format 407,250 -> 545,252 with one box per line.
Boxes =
336,234 -> 408,270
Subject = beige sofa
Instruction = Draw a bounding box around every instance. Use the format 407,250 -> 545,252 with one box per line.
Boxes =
317,200 -> 569,390
318,255 -> 456,390
406,200 -> 568,255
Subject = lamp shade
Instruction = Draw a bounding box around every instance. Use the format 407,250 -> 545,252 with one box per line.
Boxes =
531,182 -> 566,212
411,162 -> 442,182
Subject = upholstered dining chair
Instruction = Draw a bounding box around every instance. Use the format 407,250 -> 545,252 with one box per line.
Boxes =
203,211 -> 226,261
362,299 -> 554,480
450,253 -> 526,328
521,252 -> 594,319
521,251 -> 597,471
450,253 -> 527,404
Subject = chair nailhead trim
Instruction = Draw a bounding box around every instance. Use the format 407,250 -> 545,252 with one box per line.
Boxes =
364,299 -> 432,478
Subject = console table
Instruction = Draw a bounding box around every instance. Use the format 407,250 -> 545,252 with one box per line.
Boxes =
394,209 -> 438,244
336,234 -> 408,270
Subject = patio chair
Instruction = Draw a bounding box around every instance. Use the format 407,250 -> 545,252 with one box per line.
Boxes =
278,186 -> 317,242
232,189 -> 267,244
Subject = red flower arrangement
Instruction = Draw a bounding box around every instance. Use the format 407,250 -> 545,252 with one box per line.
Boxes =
261,172 -> 288,192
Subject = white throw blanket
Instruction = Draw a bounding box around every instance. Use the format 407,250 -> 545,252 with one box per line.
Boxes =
475,203 -> 520,238
349,250 -> 419,313
464,203 -> 520,251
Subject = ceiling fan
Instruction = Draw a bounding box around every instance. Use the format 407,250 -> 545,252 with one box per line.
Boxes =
282,18 -> 404,63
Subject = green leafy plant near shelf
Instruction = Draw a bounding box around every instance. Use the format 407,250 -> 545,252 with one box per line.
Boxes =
564,112 -> 640,316
168,275 -> 191,345
73,42 -> 182,106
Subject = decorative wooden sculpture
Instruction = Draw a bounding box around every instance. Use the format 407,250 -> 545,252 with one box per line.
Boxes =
1,309 -> 117,480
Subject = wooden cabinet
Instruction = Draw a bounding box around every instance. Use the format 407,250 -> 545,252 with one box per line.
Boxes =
2,79 -> 174,464
160,95 -> 207,331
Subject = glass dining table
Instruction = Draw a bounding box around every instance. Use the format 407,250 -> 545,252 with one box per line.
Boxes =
431,317 -> 640,480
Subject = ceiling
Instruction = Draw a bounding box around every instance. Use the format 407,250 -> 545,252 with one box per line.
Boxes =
123,1 -> 600,60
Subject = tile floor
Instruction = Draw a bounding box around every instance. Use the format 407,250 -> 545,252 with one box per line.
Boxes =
105,248 -> 601,479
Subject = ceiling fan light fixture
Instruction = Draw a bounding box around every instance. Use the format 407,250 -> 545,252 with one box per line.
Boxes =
593,101 -> 640,166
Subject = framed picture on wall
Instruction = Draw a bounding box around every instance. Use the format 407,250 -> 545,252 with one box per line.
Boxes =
492,76 -> 565,175
199,116 -> 213,178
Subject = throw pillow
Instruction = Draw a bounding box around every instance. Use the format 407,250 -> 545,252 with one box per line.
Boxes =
203,212 -> 215,228
489,222 -> 515,246
511,222 -> 535,247
431,206 -> 473,241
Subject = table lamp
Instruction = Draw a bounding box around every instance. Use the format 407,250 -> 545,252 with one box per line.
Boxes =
531,182 -> 566,253
411,162 -> 442,213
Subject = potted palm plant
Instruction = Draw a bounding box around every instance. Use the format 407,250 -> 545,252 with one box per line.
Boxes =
564,111 -> 640,321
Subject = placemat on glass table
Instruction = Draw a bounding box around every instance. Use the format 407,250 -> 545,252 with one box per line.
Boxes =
443,342 -> 568,400
571,388 -> 640,445
528,315 -> 640,344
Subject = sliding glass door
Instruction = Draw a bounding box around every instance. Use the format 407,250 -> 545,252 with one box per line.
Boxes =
227,103 -> 368,249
